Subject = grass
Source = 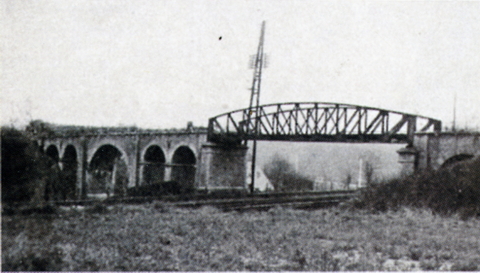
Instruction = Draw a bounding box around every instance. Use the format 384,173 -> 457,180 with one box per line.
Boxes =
3,203 -> 480,271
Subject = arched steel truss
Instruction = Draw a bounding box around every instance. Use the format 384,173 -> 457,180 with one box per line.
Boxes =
208,102 -> 442,144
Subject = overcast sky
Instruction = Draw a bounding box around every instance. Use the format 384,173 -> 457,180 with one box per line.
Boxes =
2,0 -> 479,130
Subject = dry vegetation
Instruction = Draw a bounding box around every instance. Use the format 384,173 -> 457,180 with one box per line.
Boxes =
3,204 -> 480,271
3,125 -> 480,271
354,157 -> 480,219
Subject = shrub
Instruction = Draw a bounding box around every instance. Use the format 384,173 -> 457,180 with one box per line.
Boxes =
354,157 -> 480,217
1,126 -> 61,207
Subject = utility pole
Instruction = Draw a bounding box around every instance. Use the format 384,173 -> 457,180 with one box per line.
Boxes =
453,91 -> 457,132
246,21 -> 266,194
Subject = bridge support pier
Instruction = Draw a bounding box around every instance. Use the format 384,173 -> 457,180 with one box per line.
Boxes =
397,146 -> 418,176
196,143 -> 248,192
164,165 -> 172,182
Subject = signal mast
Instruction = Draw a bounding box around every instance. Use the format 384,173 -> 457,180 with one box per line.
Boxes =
246,21 -> 267,193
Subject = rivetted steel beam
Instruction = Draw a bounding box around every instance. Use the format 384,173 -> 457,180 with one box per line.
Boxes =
208,102 -> 441,145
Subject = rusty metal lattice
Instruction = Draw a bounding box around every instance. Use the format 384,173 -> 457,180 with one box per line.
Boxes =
208,102 -> 441,144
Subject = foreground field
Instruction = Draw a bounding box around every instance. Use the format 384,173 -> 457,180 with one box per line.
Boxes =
2,203 -> 480,271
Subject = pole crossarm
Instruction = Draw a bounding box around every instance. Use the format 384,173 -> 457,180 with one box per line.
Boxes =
208,102 -> 442,144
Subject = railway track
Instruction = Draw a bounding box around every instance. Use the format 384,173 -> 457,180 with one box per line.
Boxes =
173,191 -> 356,211
41,190 -> 357,211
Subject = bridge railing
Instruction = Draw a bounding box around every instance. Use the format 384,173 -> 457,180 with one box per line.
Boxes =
208,102 -> 441,144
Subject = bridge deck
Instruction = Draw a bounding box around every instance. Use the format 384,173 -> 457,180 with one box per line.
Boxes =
208,102 -> 441,144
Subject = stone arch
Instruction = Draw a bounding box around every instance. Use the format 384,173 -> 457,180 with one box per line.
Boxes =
88,144 -> 128,197
441,154 -> 475,168
143,145 -> 166,185
45,145 -> 60,162
87,140 -> 129,166
61,145 -> 78,200
171,145 -> 196,192
44,145 -> 61,201
169,143 -> 198,160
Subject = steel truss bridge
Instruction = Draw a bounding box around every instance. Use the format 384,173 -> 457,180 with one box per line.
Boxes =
208,102 -> 442,144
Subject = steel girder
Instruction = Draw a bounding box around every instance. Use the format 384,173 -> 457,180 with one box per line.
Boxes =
208,102 -> 441,144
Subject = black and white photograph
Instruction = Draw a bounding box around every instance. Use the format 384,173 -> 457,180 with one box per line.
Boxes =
2,0 -> 480,271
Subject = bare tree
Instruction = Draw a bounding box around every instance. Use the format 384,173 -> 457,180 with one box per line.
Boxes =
343,172 -> 352,190
364,161 -> 375,187
263,154 -> 292,191
263,153 -> 314,192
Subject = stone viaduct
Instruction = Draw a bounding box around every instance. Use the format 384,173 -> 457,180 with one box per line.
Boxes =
33,118 -> 480,200
398,131 -> 480,174
37,123 -> 210,199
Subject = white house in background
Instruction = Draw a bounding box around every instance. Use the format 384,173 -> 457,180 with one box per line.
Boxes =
249,168 -> 274,192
